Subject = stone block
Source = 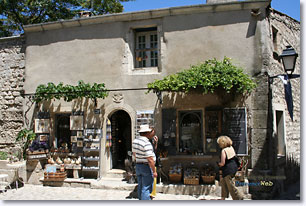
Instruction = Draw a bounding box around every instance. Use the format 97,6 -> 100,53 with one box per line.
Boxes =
252,111 -> 268,129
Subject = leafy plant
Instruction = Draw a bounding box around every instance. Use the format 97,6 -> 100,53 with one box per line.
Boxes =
17,129 -> 36,159
0,0 -> 134,37
147,57 -> 257,95
34,80 -> 109,103
0,151 -> 8,160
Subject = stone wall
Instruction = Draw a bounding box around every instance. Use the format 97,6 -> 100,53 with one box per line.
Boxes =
268,9 -> 300,163
249,9 -> 300,169
0,36 -> 25,158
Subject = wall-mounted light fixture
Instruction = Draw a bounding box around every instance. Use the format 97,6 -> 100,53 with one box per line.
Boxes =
278,46 -> 299,78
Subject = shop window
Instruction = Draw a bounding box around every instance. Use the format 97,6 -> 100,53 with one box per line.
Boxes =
205,109 -> 222,153
134,27 -> 159,68
179,111 -> 203,155
276,110 -> 286,156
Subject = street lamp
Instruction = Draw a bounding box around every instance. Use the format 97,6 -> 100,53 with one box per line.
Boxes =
278,46 -> 298,77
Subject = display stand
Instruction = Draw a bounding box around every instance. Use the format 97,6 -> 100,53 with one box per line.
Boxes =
82,128 -> 102,179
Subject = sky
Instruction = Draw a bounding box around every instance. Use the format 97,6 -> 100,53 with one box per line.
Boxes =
122,0 -> 301,21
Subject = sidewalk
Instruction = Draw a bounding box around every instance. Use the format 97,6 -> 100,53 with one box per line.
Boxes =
37,177 -> 250,200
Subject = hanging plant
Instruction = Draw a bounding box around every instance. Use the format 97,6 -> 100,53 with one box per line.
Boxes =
147,57 -> 257,95
33,80 -> 109,103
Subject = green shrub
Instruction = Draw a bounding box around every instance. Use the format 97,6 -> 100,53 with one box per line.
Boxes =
0,151 -> 8,160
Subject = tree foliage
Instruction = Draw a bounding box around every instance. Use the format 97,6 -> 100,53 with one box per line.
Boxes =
147,57 -> 257,95
0,0 -> 132,37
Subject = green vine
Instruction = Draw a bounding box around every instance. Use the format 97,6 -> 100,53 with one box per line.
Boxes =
17,129 -> 36,159
147,57 -> 257,95
34,80 -> 109,103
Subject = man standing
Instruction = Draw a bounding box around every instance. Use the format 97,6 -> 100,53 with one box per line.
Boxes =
132,124 -> 157,200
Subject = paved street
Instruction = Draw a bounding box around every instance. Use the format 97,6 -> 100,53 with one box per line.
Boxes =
0,184 -> 207,200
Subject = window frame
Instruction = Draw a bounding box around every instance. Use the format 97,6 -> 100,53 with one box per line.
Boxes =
134,27 -> 159,69
275,110 -> 286,157
177,110 -> 204,155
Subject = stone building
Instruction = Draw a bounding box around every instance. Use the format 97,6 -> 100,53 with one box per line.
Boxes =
0,0 -> 300,198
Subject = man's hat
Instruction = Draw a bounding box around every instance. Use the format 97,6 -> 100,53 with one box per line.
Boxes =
138,124 -> 152,133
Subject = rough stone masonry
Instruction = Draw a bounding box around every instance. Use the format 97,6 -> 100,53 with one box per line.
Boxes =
0,36 -> 25,157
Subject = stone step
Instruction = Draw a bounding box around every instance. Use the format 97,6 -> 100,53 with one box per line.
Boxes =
104,169 -> 126,178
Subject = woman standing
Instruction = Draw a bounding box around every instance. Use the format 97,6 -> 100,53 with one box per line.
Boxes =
217,135 -> 243,200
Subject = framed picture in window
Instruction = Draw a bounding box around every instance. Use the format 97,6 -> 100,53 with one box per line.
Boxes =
77,131 -> 83,137
70,116 -> 84,130
71,136 -> 77,143
39,134 -> 49,142
77,140 -> 83,147
35,119 -> 50,133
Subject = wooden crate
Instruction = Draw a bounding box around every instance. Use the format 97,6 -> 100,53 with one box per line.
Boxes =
202,175 -> 215,184
169,173 -> 182,183
184,178 -> 199,185
44,172 -> 67,182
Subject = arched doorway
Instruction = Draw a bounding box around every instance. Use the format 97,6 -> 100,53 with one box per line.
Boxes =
109,110 -> 132,169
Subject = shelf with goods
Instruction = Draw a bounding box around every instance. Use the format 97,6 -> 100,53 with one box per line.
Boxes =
82,128 -> 102,179
29,112 -> 51,160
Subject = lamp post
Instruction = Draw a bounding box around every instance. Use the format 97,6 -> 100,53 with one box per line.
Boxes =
278,46 -> 298,78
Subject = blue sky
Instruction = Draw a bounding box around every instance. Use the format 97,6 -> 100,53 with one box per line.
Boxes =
122,0 -> 301,21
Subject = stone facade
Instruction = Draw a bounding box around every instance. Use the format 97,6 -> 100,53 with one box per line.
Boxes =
0,36 -> 25,157
0,1 -> 300,192
268,9 -> 300,163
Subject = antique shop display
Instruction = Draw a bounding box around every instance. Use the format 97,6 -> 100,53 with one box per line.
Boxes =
201,164 -> 216,184
184,167 -> 200,185
205,110 -> 221,153
179,111 -> 203,155
105,119 -> 112,148
70,115 -> 84,131
82,128 -> 102,179
136,110 -> 154,136
169,164 -> 183,183
27,112 -> 51,158
44,165 -> 67,182
35,119 -> 50,133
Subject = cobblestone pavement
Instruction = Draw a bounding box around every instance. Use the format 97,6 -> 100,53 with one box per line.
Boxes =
0,184 -> 212,200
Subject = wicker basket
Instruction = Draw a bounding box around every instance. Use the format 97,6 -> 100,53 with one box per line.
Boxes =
184,178 -> 199,185
169,173 -> 182,183
44,172 -> 67,182
202,175 -> 215,184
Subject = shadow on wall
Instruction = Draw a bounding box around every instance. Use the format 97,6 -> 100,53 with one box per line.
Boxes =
73,98 -> 106,129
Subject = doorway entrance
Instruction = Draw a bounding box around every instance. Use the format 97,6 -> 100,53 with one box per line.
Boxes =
55,114 -> 71,150
109,110 -> 132,169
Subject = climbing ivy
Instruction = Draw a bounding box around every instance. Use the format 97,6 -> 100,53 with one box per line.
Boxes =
34,80 -> 109,103
147,57 -> 257,95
